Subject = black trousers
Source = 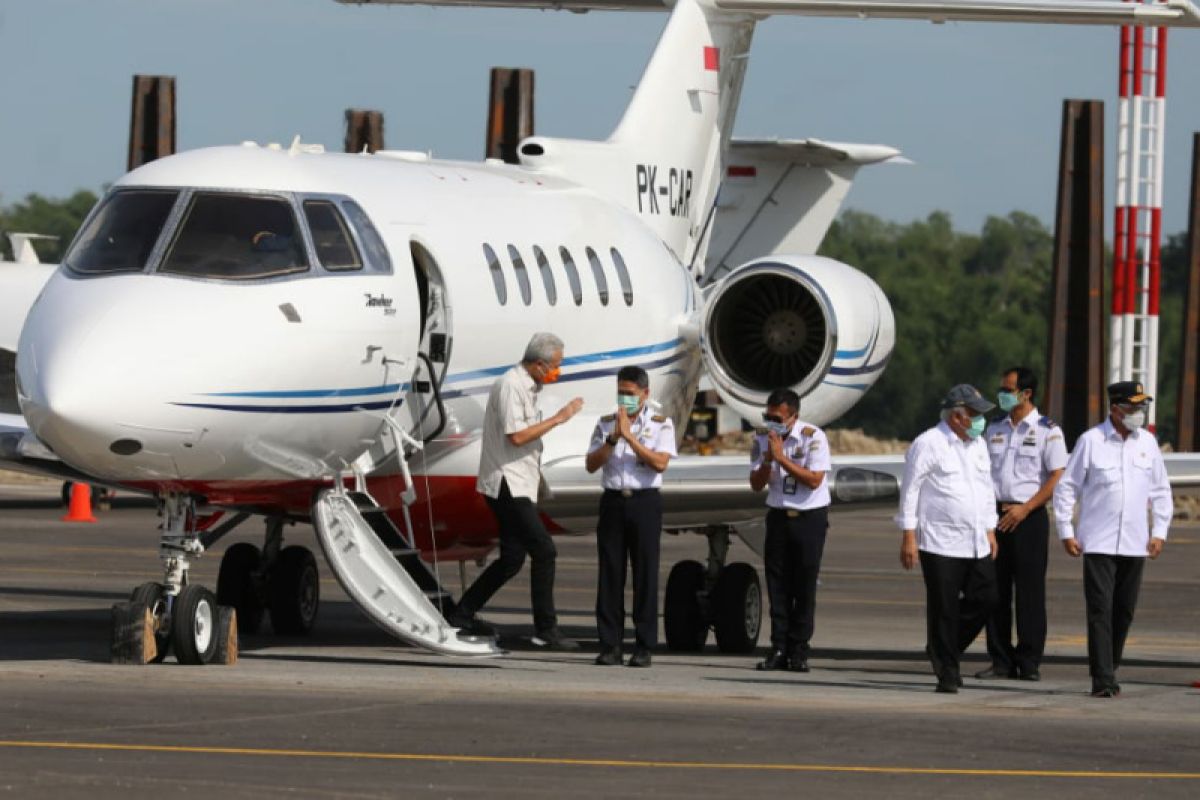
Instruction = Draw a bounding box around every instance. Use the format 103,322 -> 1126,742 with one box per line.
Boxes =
457,478 -> 558,633
918,550 -> 997,684
763,507 -> 828,657
984,505 -> 1049,674
595,489 -> 662,649
1083,553 -> 1146,691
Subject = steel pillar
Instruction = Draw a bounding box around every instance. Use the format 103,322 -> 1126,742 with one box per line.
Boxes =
1178,133 -> 1200,451
345,109 -> 385,154
127,76 -> 176,171
486,68 -> 534,165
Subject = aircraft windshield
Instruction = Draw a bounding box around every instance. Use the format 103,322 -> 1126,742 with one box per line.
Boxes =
160,193 -> 308,280
65,190 -> 178,274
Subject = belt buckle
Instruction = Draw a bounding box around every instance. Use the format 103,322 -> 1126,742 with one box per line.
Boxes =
621,488 -> 633,498
786,509 -> 800,518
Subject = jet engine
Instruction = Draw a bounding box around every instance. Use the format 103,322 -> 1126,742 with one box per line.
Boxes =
700,255 -> 895,427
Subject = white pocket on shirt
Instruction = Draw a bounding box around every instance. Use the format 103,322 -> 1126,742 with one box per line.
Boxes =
1014,454 -> 1040,479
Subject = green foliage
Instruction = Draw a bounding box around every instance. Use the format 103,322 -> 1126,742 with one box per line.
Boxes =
821,209 -> 1188,446
0,190 -> 98,262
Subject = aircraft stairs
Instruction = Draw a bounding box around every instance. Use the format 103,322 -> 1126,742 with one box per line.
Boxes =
311,486 -> 503,657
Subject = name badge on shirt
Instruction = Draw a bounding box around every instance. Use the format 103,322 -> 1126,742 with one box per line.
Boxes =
782,475 -> 798,495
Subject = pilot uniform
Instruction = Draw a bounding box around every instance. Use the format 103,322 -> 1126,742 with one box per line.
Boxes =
588,406 -> 677,652
750,420 -> 832,664
1053,392 -> 1172,695
982,410 -> 1068,678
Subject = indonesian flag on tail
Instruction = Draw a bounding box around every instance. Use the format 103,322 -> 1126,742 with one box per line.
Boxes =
704,46 -> 720,71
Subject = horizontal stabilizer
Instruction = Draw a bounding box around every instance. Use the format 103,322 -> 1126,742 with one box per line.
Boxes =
337,0 -> 1200,26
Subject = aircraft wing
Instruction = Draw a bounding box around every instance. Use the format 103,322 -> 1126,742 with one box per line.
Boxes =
337,0 -> 1200,26
0,412 -> 88,483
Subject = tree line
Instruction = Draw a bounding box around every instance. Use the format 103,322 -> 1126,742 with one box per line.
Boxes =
1,193 -> 1192,445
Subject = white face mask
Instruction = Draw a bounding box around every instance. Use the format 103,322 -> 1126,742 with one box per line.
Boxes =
1122,410 -> 1146,430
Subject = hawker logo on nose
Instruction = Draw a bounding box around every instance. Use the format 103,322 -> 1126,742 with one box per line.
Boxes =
364,294 -> 396,315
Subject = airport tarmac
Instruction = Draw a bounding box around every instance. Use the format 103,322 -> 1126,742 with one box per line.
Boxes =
0,482 -> 1197,798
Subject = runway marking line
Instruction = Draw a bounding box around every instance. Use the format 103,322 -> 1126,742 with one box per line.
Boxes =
0,740 -> 1197,779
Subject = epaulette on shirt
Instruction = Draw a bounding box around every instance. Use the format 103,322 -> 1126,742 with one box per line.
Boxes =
754,427 -> 768,435
1038,417 -> 1058,429
801,426 -> 816,437
652,415 -> 667,423
601,413 -> 616,422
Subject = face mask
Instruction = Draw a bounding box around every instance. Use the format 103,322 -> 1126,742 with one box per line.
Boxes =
966,415 -> 986,439
540,365 -> 561,384
1122,410 -> 1146,430
617,394 -> 641,416
765,420 -> 790,437
997,391 -> 1020,412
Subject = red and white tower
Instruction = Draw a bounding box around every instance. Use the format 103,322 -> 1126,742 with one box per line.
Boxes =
1111,1 -> 1168,425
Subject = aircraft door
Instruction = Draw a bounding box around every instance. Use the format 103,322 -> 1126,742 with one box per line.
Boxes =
403,241 -> 452,444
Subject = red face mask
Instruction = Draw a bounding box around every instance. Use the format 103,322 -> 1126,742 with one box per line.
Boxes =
541,366 -> 561,384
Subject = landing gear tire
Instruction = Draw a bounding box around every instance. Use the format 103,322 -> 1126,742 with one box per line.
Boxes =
269,545 -> 319,635
713,562 -> 761,654
217,542 -> 264,635
664,559 -> 709,652
129,582 -> 171,663
172,584 -> 220,665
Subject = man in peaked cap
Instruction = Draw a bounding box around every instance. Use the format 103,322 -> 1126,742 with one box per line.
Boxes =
896,384 -> 999,693
1052,381 -> 1173,698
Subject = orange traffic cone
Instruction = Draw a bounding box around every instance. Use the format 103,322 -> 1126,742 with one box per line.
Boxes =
62,483 -> 97,523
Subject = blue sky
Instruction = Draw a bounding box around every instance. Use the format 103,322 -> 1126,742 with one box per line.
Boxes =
1,0 -> 1198,236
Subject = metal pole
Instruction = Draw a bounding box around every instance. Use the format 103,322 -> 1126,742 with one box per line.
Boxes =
486,68 -> 534,164
1177,133 -> 1200,451
127,76 -> 176,171
344,109 -> 385,154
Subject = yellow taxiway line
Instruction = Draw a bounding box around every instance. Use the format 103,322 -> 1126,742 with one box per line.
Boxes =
0,740 -> 1197,779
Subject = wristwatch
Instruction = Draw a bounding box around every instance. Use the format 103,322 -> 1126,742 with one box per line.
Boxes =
606,434 -> 619,447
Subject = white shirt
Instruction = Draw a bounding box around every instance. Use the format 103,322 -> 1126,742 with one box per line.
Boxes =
750,420 -> 832,510
587,404 -> 677,490
895,421 -> 998,558
476,365 -> 544,501
985,408 -> 1069,503
1052,418 -> 1173,555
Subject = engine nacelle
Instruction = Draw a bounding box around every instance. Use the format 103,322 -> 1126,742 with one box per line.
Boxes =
701,255 -> 894,427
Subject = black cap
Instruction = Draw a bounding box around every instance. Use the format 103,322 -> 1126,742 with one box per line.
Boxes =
940,383 -> 995,414
1108,381 -> 1152,405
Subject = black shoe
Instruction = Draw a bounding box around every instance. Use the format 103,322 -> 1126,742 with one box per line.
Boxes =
627,648 -> 652,668
1018,668 -> 1041,682
789,658 -> 810,673
594,647 -> 622,666
974,665 -> 1018,680
531,628 -> 580,651
756,651 -> 789,671
447,610 -> 496,637
936,680 -> 959,694
1091,686 -> 1117,698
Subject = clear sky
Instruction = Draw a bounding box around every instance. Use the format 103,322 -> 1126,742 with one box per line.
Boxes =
1,0 -> 1198,236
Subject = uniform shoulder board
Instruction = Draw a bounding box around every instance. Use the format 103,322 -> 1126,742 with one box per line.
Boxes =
754,427 -> 768,435
652,415 -> 667,423
801,426 -> 816,437
601,413 -> 616,422
1038,417 -> 1058,429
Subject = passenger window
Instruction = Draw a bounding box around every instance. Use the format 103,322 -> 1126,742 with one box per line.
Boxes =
559,247 -> 583,306
160,193 -> 307,280
507,245 -> 533,306
66,190 -> 178,274
610,248 -> 633,306
484,243 -> 507,305
532,246 -> 557,306
585,246 -> 609,306
303,200 -> 362,271
341,200 -> 392,273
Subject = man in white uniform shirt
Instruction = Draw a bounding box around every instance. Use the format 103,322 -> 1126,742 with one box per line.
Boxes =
585,366 -> 676,668
977,367 -> 1068,682
450,332 -> 584,650
1053,381 -> 1172,698
749,388 -> 832,674
897,384 -> 999,694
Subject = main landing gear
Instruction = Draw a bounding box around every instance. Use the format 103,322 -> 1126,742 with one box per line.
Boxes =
111,495 -> 320,665
663,525 -> 762,654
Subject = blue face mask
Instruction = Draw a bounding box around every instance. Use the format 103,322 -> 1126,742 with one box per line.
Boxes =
617,394 -> 642,416
966,414 -> 986,439
765,420 -> 790,437
997,391 -> 1020,412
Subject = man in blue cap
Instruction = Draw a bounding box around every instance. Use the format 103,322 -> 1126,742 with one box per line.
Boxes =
1053,381 -> 1173,698
896,384 -> 999,693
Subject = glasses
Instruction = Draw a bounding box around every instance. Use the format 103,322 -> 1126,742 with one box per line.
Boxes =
762,413 -> 785,424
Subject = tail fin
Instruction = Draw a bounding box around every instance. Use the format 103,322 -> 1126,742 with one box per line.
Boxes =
517,0 -> 756,265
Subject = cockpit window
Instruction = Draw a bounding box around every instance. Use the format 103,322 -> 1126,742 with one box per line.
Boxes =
341,200 -> 391,274
66,190 -> 178,274
303,200 -> 362,271
160,193 -> 308,280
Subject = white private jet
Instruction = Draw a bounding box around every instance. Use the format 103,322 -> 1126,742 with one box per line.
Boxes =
3,0 -> 1199,664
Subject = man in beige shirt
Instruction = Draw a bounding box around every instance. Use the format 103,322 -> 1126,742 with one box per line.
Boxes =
449,333 -> 584,649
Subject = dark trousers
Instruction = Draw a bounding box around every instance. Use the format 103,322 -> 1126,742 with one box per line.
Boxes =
763,507 -> 828,657
595,489 -> 662,649
984,505 -> 1049,674
919,550 -> 997,684
457,478 -> 558,633
1083,553 -> 1146,691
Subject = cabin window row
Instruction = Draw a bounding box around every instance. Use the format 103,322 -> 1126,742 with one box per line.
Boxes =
483,243 -> 633,308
